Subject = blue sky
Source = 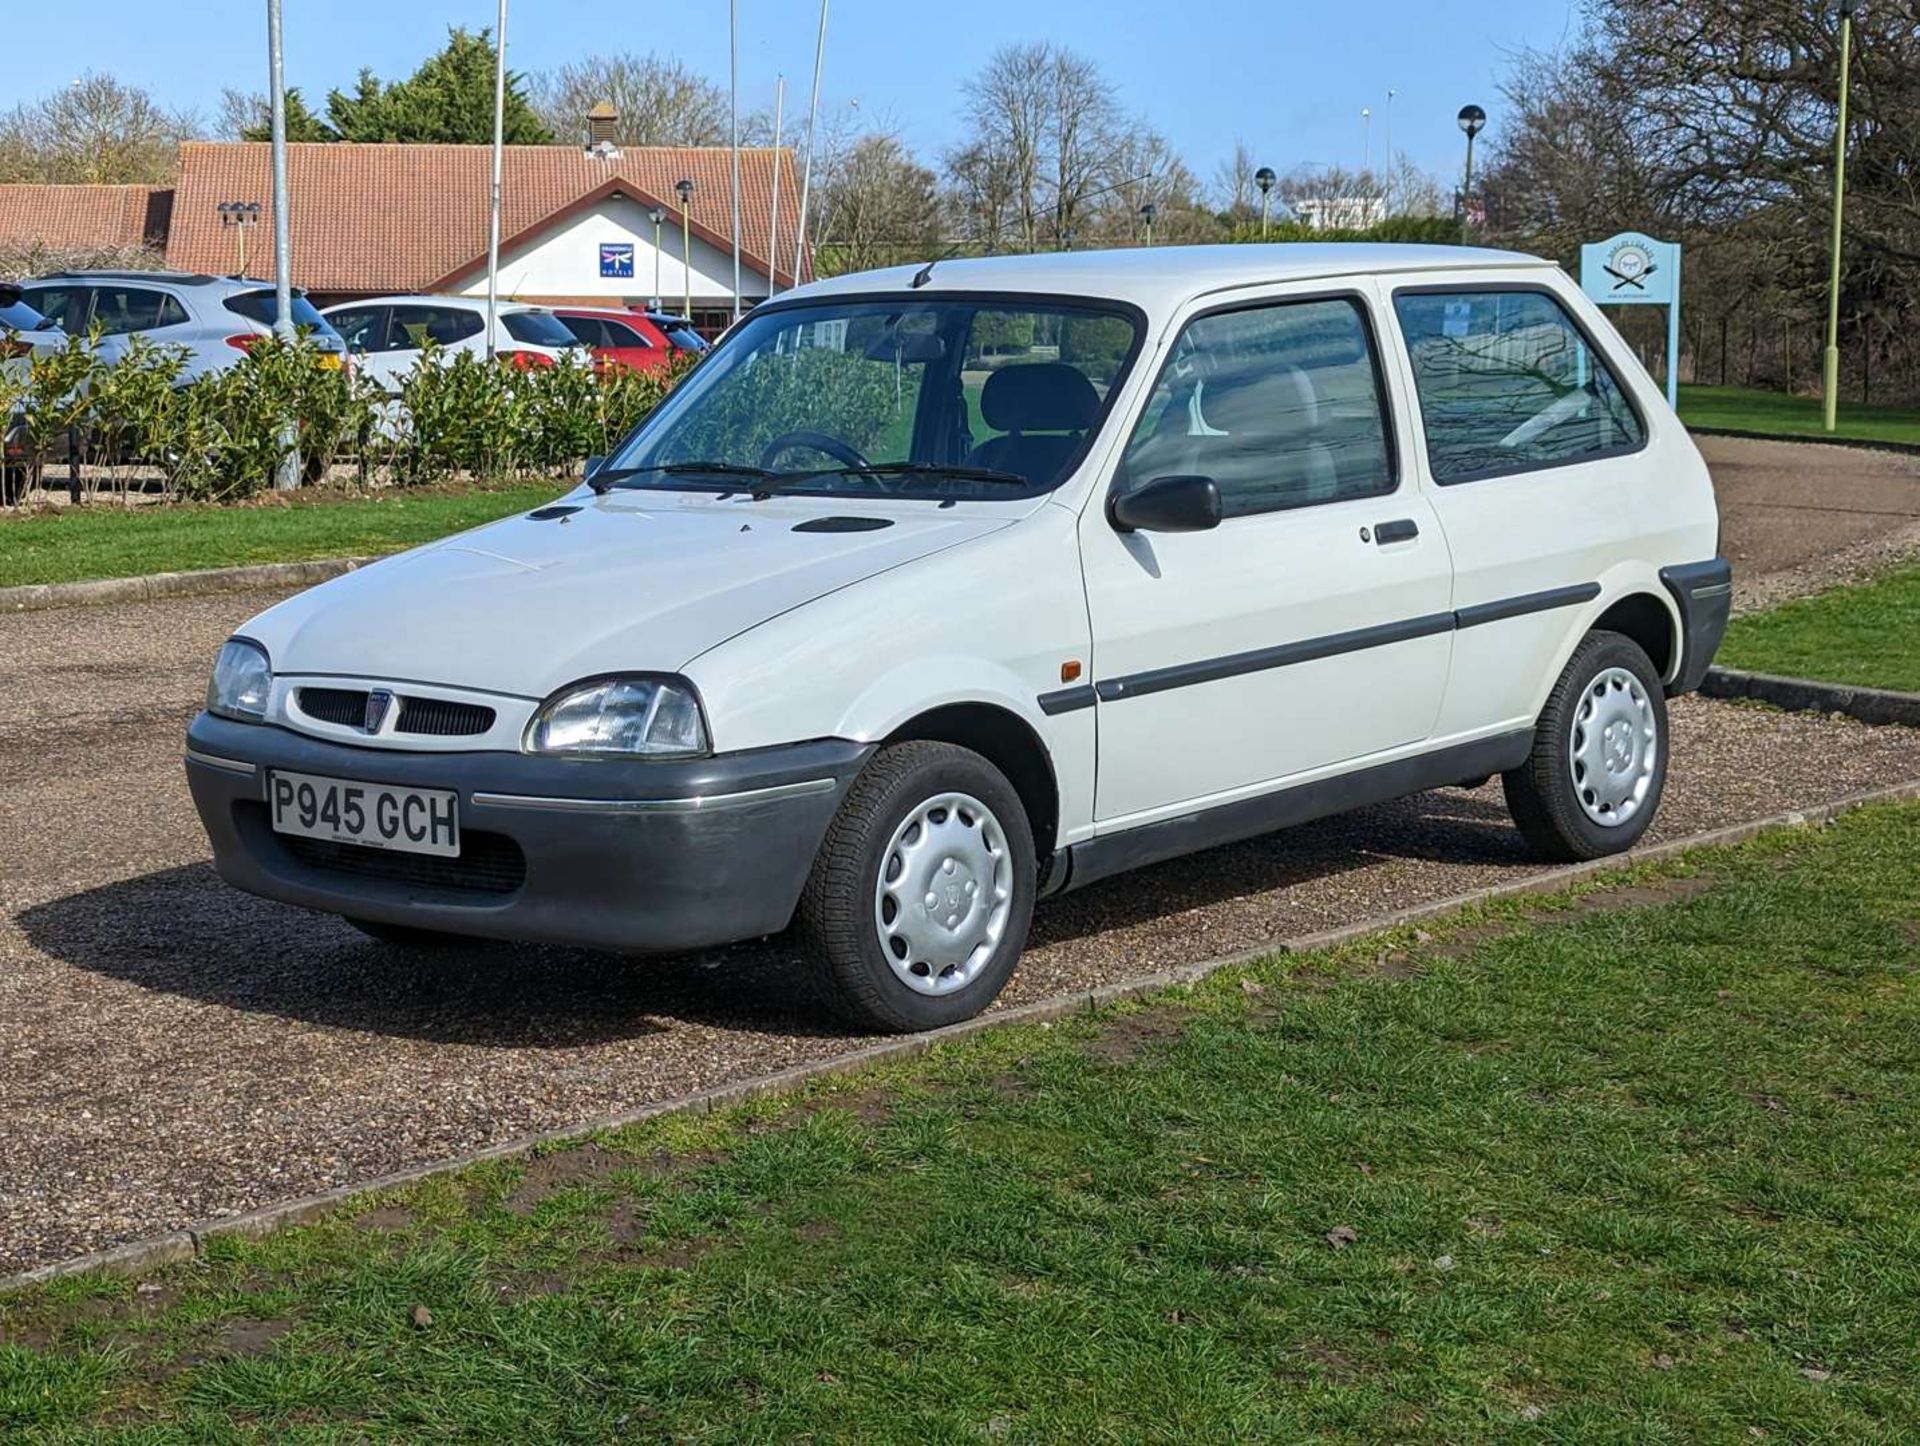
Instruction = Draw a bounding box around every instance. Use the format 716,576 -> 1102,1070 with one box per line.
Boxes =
3,0 -> 1584,187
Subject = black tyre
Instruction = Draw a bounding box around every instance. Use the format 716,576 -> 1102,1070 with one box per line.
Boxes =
345,918 -> 471,950
1503,629 -> 1669,861
796,740 -> 1037,1033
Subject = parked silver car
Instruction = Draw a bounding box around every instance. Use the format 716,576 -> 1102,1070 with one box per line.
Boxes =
17,271 -> 347,381
2,283 -> 66,499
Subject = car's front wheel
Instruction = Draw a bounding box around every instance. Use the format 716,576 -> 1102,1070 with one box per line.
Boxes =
796,741 -> 1036,1033
1504,629 -> 1669,861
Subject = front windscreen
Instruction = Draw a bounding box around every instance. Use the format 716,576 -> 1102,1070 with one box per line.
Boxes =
603,296 -> 1142,501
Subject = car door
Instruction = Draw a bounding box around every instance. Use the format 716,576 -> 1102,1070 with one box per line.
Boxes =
1384,277 -> 1652,737
85,283 -> 192,364
598,317 -> 664,372
1079,282 -> 1454,826
329,306 -> 401,390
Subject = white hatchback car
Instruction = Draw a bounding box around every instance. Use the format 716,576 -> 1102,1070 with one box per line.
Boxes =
319,295 -> 585,392
189,245 -> 1730,1032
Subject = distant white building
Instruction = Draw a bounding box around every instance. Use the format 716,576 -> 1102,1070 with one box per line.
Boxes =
1295,196 -> 1389,232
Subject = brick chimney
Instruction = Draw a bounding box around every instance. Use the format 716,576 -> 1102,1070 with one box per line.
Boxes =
586,102 -> 619,150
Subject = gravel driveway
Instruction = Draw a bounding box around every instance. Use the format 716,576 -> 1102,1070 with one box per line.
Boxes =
5,576 -> 1920,1279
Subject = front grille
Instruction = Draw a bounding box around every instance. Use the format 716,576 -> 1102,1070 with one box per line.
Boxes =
298,686 -> 365,727
294,687 -> 496,737
397,696 -> 496,736
274,824 -> 527,896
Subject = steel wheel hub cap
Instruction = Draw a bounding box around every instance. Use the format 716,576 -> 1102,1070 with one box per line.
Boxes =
1569,666 -> 1658,827
873,791 -> 1013,995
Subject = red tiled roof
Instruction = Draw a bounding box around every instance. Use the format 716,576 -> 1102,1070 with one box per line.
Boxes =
166,142 -> 808,294
0,185 -> 171,252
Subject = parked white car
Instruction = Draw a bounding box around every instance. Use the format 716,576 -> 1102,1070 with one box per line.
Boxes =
319,295 -> 585,391
190,244 -> 1730,1032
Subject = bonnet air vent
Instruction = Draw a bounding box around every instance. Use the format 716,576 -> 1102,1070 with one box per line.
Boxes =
792,516 -> 895,534
528,504 -> 582,521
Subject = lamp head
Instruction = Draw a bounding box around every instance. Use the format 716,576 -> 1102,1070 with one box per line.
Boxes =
1457,104 -> 1487,138
650,205 -> 667,225
1254,166 -> 1277,195
674,178 -> 694,204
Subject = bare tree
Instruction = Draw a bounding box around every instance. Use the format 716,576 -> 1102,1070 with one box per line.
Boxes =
531,53 -> 729,146
1211,138 -> 1261,223
814,127 -> 943,274
0,74 -> 199,184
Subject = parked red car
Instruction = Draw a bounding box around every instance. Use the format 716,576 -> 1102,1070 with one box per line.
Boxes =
552,309 -> 708,374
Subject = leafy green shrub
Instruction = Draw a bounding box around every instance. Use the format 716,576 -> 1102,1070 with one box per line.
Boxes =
1227,214 -> 1466,246
4,333 -> 689,507
665,347 -> 898,463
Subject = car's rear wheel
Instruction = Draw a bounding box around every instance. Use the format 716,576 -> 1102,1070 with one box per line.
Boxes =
796,740 -> 1036,1033
1504,629 -> 1668,861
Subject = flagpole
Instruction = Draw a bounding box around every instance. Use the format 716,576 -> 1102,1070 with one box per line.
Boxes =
729,0 -> 742,325
793,0 -> 829,281
766,75 -> 785,298
485,0 -> 507,361
266,0 -> 299,490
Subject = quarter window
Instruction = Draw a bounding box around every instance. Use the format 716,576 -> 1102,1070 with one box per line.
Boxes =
1120,296 -> 1395,519
1393,288 -> 1645,484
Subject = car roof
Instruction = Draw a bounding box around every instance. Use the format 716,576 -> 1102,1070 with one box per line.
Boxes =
321,295 -> 550,312
777,243 -> 1552,313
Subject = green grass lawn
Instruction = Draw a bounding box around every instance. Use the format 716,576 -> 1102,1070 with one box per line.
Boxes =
6,804 -> 1920,1441
0,483 -> 566,590
1720,563 -> 1920,694
1680,383 -> 1920,447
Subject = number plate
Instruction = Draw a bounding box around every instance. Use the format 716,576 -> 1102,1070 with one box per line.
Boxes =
269,771 -> 459,857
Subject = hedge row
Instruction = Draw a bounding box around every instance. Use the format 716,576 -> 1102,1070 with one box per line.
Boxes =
1,334 -> 682,504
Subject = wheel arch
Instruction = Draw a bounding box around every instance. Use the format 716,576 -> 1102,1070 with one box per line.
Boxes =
1591,590 -> 1681,682
880,702 -> 1062,867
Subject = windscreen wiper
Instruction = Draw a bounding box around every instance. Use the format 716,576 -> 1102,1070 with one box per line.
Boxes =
588,460 -> 777,495
786,462 -> 1032,488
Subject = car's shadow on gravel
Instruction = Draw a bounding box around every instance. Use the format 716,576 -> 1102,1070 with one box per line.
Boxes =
18,788 -> 1526,1047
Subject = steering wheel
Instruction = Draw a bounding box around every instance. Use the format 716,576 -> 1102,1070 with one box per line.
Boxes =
758,430 -> 873,474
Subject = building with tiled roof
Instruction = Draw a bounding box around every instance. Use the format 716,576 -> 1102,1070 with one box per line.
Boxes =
0,121 -> 808,332
0,184 -> 172,256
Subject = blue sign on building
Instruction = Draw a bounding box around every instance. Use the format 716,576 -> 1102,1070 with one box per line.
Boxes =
599,242 -> 636,279
1579,231 -> 1682,407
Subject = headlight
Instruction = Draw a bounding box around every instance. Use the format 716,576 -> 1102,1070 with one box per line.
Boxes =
206,638 -> 272,722
526,676 -> 709,758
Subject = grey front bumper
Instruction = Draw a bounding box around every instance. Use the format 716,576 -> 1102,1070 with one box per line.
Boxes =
185,712 -> 873,952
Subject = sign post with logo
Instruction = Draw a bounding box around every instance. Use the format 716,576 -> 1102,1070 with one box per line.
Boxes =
1580,232 -> 1681,409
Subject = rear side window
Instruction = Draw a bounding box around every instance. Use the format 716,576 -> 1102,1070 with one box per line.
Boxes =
223,290 -> 331,331
1120,296 -> 1396,519
86,286 -> 189,336
391,306 -> 483,349
656,320 -> 708,351
601,319 -> 651,348
502,310 -> 579,347
1393,288 -> 1645,485
555,315 -> 603,347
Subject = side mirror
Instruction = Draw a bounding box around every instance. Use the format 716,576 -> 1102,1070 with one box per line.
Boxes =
1109,474 -> 1222,534
584,454 -> 607,481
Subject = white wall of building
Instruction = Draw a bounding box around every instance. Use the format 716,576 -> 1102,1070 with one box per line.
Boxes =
455,194 -> 770,305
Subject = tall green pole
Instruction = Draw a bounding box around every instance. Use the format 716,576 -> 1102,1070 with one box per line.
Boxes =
1823,0 -> 1856,433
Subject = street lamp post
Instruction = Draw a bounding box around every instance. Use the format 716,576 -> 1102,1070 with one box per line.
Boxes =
217,201 -> 261,273
1823,0 -> 1858,432
1255,166 -> 1277,239
650,205 -> 666,310
675,178 -> 695,324
1140,201 -> 1157,247
1456,104 -> 1486,231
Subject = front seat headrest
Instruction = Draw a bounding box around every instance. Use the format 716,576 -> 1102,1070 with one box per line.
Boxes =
980,362 -> 1101,432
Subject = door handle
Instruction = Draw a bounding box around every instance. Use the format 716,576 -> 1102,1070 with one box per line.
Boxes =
1374,518 -> 1419,545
